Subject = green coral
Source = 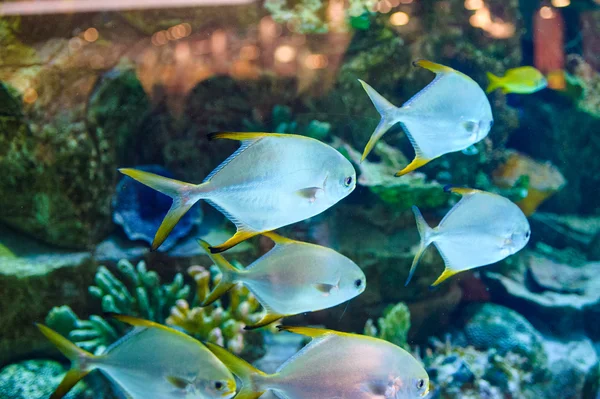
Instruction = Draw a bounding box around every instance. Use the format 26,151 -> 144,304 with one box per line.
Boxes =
166,264 -> 267,361
364,302 -> 410,350
46,259 -> 190,355
243,105 -> 331,141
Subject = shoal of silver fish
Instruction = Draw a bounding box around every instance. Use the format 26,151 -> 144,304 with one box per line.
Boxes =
198,232 -> 366,329
359,60 -> 493,176
37,315 -> 236,399
120,132 -> 356,252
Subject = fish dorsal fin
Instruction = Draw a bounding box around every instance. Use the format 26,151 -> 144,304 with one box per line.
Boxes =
244,312 -> 284,330
412,59 -> 454,74
203,139 -> 257,183
276,325 -> 335,339
443,185 -> 484,196
262,232 -> 296,245
208,132 -> 289,141
110,314 -> 194,341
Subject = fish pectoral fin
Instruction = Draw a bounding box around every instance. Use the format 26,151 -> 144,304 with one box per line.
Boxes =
295,187 -> 323,202
430,268 -> 459,287
413,59 -> 454,74
244,312 -> 284,330
276,325 -> 334,339
443,185 -> 484,196
208,132 -> 288,141
395,156 -> 431,177
314,283 -> 336,295
262,231 -> 296,245
209,230 -> 259,253
166,376 -> 190,390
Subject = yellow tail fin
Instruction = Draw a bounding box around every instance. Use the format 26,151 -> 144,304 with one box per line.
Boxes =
204,342 -> 268,399
486,72 -> 502,94
36,324 -> 96,399
118,168 -> 207,251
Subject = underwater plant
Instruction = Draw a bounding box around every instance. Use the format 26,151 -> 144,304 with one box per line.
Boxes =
363,301 -> 411,350
46,259 -> 189,354
166,264 -> 267,361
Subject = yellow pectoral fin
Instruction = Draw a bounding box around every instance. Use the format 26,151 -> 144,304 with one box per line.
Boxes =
430,268 -> 459,287
262,232 -> 296,245
209,230 -> 259,253
413,59 -> 454,74
244,313 -> 285,330
208,132 -> 289,141
395,157 -> 431,177
443,185 -> 484,196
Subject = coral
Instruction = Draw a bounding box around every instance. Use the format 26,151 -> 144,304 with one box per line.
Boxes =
0,18 -> 39,66
422,335 -> 534,399
46,259 -> 190,355
493,150 -> 566,216
364,302 -> 411,350
112,164 -> 202,251
243,105 -> 331,141
166,264 -> 267,361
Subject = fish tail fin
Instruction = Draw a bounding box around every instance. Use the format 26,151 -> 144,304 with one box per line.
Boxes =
204,342 -> 269,399
358,79 -> 399,162
486,72 -> 502,93
36,324 -> 98,399
406,206 -> 435,286
197,239 -> 240,306
118,168 -> 208,251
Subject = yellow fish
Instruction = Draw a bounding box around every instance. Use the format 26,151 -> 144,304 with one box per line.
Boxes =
120,132 -> 356,253
206,326 -> 430,399
198,232 -> 366,329
486,66 -> 547,94
360,60 -> 493,176
407,186 -> 530,287
38,315 -> 236,399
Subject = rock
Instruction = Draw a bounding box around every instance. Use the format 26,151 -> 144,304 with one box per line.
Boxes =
460,303 -> 547,370
0,225 -> 96,364
481,248 -> 600,339
529,212 -> 600,253
0,360 -> 100,399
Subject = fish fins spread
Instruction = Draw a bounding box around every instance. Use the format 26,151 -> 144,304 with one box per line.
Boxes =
486,72 -> 502,93
204,342 -> 267,399
198,239 -> 239,305
358,79 -> 400,162
244,312 -> 284,330
36,324 -> 96,399
118,168 -> 207,251
430,268 -> 459,287
406,206 -> 435,286
209,229 -> 259,254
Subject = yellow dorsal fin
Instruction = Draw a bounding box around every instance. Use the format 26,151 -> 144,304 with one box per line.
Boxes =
413,59 -> 454,74
110,314 -> 194,340
430,268 -> 459,287
208,132 -> 291,141
244,313 -> 285,330
443,185 -> 485,196
276,325 -> 336,338
262,232 -> 296,245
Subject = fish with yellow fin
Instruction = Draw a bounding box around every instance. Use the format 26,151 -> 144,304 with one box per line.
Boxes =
486,66 -> 547,94
37,315 -> 236,399
359,60 -> 493,176
198,232 -> 366,329
206,325 -> 430,399
120,132 -> 356,253
407,186 -> 530,287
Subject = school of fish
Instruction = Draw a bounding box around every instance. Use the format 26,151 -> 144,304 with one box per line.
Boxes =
40,60 -> 536,399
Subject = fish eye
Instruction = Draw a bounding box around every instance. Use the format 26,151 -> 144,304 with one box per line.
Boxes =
416,379 -> 425,390
525,230 -> 531,239
344,176 -> 353,187
354,279 -> 362,288
214,381 -> 224,390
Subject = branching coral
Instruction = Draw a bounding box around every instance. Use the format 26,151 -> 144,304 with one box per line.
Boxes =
364,302 -> 411,350
166,264 -> 267,361
46,259 -> 190,355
